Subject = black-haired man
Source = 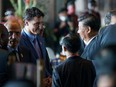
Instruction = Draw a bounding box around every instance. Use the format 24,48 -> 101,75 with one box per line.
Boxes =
52,33 -> 96,87
19,7 -> 52,78
5,20 -> 32,64
78,13 -> 100,60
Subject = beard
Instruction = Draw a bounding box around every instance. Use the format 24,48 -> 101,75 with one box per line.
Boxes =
8,38 -> 19,48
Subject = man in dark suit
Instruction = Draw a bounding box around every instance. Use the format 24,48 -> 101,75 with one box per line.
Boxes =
79,10 -> 116,61
0,24 -> 9,86
52,33 -> 96,87
5,20 -> 32,64
77,13 -> 100,60
98,10 -> 116,47
78,11 -> 116,73
19,7 -> 52,78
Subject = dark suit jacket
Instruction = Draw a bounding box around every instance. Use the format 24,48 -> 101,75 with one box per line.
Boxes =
19,29 -> 52,77
0,49 -> 9,86
8,46 -> 32,63
78,38 -> 85,56
81,37 -> 96,60
81,25 -> 116,60
52,56 -> 96,87
81,25 -> 116,74
99,24 -> 116,46
94,24 -> 116,52
88,24 -> 116,59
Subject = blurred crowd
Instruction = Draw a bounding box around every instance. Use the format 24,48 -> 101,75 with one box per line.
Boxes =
0,0 -> 116,87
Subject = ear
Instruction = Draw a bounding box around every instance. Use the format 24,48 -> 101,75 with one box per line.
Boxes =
62,45 -> 67,52
25,20 -> 29,26
61,45 -> 67,55
87,26 -> 91,34
64,46 -> 67,52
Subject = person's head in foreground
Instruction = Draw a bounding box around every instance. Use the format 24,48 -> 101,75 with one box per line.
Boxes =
23,7 -> 45,36
60,33 -> 81,58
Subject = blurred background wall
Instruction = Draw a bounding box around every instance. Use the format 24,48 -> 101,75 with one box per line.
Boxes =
0,0 -> 116,25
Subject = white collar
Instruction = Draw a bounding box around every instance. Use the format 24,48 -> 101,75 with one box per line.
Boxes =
84,36 -> 96,46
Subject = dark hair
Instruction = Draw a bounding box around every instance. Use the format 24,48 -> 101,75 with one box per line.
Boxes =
23,7 -> 44,21
66,1 -> 75,7
60,33 -> 81,53
88,0 -> 97,7
78,13 -> 100,32
58,8 -> 67,14
105,10 -> 116,25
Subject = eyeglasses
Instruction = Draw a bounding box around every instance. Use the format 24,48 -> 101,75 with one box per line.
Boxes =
34,22 -> 46,29
38,24 -> 46,29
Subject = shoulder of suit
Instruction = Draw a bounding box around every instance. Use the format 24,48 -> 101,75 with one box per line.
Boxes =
0,49 -> 8,53
80,58 -> 93,67
18,46 -> 30,53
0,49 -> 9,57
21,29 -> 27,36
105,24 -> 116,31
55,61 -> 65,71
20,29 -> 29,41
37,36 -> 45,44
76,56 -> 92,64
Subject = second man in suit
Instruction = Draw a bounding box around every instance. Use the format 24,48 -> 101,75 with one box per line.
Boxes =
19,7 -> 52,78
52,33 -> 96,87
77,13 -> 100,60
5,20 -> 32,64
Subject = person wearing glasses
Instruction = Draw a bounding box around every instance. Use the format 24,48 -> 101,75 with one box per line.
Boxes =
5,20 -> 32,64
19,7 -> 52,86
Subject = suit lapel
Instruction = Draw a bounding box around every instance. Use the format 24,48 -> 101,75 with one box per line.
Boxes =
81,46 -> 88,59
37,36 -> 46,59
81,37 -> 96,60
17,46 -> 24,62
22,30 -> 38,59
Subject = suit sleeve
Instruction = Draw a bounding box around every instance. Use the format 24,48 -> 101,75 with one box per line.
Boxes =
101,25 -> 116,47
44,50 -> 53,77
82,61 -> 96,87
52,69 -> 62,87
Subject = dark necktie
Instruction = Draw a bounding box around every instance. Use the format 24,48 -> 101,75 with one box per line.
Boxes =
8,50 -> 20,65
33,38 -> 42,59
11,50 -> 20,62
